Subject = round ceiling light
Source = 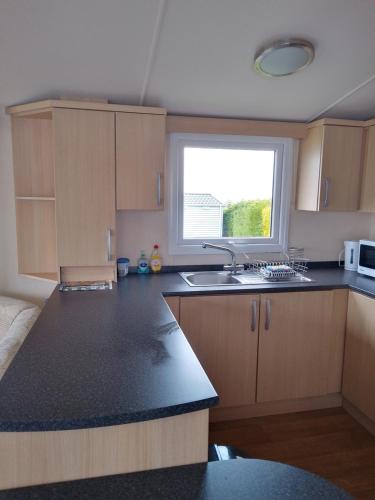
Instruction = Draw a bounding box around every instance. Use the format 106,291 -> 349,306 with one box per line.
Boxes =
254,39 -> 314,77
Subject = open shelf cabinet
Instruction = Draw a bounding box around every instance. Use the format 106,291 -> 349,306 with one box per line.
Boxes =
12,114 -> 59,282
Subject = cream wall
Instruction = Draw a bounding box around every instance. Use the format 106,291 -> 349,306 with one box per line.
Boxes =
116,208 -> 372,266
0,111 -> 373,304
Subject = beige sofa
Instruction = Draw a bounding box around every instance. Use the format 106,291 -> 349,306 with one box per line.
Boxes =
0,296 -> 40,380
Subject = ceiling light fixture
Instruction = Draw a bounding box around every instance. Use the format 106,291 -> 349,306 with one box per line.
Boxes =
254,38 -> 314,77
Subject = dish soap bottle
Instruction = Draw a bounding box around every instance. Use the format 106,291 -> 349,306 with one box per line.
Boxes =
150,244 -> 162,273
137,251 -> 150,274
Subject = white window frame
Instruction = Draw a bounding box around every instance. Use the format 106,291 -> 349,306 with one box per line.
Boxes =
168,133 -> 294,255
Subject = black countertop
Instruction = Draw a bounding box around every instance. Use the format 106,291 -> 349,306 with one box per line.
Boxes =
0,459 -> 352,499
1,268 -> 375,432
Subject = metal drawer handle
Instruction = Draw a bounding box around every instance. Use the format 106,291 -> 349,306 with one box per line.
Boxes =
251,300 -> 257,332
265,299 -> 271,330
157,173 -> 162,207
107,228 -> 113,262
323,177 -> 331,208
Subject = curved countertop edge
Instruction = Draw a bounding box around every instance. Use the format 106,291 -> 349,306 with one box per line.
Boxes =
0,268 -> 375,433
0,397 -> 219,432
0,459 -> 353,499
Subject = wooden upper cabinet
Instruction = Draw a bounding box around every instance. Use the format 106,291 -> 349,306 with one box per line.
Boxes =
343,291 -> 375,421
180,294 -> 259,408
257,290 -> 347,403
116,112 -> 166,210
54,109 -> 116,267
296,124 -> 363,211
360,125 -> 375,212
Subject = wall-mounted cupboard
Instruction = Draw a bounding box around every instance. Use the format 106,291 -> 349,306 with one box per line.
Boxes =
8,100 -> 166,283
116,112 -> 166,210
296,121 -> 364,211
360,124 -> 375,212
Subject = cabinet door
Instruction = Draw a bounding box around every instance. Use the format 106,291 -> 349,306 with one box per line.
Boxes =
257,290 -> 347,403
54,109 -> 116,267
360,125 -> 375,212
116,112 -> 165,210
343,291 -> 375,421
296,125 -> 324,211
319,125 -> 363,211
180,294 -> 259,408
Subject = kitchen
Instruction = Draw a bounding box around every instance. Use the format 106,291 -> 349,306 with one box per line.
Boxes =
0,1 -> 375,498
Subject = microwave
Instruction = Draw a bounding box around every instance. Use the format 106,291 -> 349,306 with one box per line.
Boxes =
358,240 -> 375,278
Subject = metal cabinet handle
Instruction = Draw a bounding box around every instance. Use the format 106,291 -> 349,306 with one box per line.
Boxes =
251,300 -> 257,332
157,173 -> 162,207
323,177 -> 330,208
265,299 -> 271,330
107,228 -> 113,262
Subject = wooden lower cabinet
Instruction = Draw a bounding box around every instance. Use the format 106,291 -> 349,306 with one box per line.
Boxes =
343,291 -> 375,422
180,294 -> 259,408
180,290 -> 347,410
164,296 -> 180,323
257,290 -> 347,402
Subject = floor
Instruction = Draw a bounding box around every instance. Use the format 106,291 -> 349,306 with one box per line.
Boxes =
209,408 -> 375,499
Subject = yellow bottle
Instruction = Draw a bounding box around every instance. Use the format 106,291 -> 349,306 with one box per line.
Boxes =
150,244 -> 162,273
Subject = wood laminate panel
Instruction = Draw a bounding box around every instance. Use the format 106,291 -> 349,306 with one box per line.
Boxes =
343,291 -> 375,422
320,126 -> 363,211
0,410 -> 208,491
7,100 -> 166,116
116,112 -> 166,210
11,117 -> 54,197
166,115 -> 307,139
60,266 -> 116,283
16,199 -> 57,275
180,294 -> 259,408
257,290 -> 347,402
360,125 -> 375,212
210,393 -> 342,422
296,125 -> 323,210
54,109 -> 116,267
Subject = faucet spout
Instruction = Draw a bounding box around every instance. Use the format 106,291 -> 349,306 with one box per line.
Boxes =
201,242 -> 243,275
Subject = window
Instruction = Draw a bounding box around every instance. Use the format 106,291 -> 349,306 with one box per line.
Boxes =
169,133 -> 294,255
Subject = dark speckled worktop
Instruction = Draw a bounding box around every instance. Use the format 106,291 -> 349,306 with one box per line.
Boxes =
1,267 -> 375,432
0,459 -> 352,499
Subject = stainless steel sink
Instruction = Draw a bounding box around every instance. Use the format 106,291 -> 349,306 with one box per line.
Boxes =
180,271 -> 241,286
179,270 -> 313,287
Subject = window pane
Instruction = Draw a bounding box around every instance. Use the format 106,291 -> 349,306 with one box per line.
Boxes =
183,147 -> 275,239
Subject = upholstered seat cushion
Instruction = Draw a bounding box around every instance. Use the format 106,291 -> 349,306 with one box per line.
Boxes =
0,296 -> 40,380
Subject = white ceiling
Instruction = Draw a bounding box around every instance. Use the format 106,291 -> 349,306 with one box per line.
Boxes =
1,0 -> 375,121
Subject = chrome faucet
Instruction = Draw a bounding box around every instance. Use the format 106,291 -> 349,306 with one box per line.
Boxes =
202,242 -> 244,275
